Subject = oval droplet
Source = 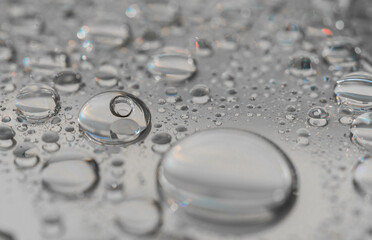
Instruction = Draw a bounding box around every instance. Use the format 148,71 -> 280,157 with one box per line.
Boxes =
158,128 -> 296,225
41,149 -> 99,197
15,84 -> 60,122
147,47 -> 197,83
351,112 -> 372,150
334,71 -> 372,110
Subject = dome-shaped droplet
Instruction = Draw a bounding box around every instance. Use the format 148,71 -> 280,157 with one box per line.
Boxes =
147,47 -> 197,83
53,70 -> 82,94
134,29 -> 163,52
77,21 -> 131,50
115,200 -> 162,236
334,71 -> 372,110
189,84 -> 210,104
351,112 -> 372,150
94,64 -> 118,88
353,156 -> 372,197
13,142 -> 40,169
321,37 -> 359,70
158,128 -> 296,224
41,149 -> 99,197
0,125 -> 16,150
15,84 -> 60,122
23,51 -> 70,77
288,51 -> 318,77
78,91 -> 151,145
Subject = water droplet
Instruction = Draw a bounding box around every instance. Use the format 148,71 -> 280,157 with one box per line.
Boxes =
115,200 -> 162,236
321,37 -> 359,71
15,84 -> 60,122
307,107 -> 329,127
134,29 -> 163,52
351,112 -> 372,150
41,149 -> 99,197
77,21 -> 131,50
152,133 -> 172,145
53,70 -> 82,94
334,71 -> 372,110
147,47 -> 197,83
190,37 -> 213,57
288,51 -> 318,77
13,142 -> 40,169
95,64 -> 118,88
0,125 -> 16,150
78,91 -> 151,145
353,156 -> 372,198
158,129 -> 296,224
190,84 -> 210,104
24,51 -> 70,77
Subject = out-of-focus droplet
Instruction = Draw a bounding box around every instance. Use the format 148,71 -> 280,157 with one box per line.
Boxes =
53,70 -> 82,94
288,51 -> 318,77
41,149 -> 99,197
351,112 -> 372,150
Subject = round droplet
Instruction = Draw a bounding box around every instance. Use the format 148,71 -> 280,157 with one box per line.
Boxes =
351,112 -> 372,150
151,133 -> 172,145
288,51 -> 318,77
53,70 -> 82,94
158,128 -> 296,224
189,84 -> 210,104
15,84 -> 60,122
115,200 -> 162,236
147,47 -> 197,83
94,64 -> 118,88
190,37 -> 213,57
0,125 -> 16,150
41,149 -> 99,197
78,91 -> 151,145
334,71 -> 372,110
307,107 -> 329,127
353,156 -> 372,197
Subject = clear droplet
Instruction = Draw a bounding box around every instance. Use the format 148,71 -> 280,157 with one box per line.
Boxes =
78,91 -> 151,145
147,47 -> 197,83
307,107 -> 329,127
351,112 -> 372,150
288,51 -> 318,77
353,156 -> 372,198
53,70 -> 82,94
189,84 -> 210,104
15,84 -> 60,122
334,71 -> 372,110
94,64 -> 118,88
13,142 -> 40,169
41,149 -> 99,197
158,129 -> 296,224
190,37 -> 213,57
0,125 -> 16,150
115,200 -> 162,236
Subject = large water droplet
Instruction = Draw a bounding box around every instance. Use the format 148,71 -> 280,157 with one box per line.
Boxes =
15,84 -> 60,122
147,47 -> 197,83
334,71 -> 372,110
78,91 -> 151,145
158,128 -> 296,225
351,112 -> 372,150
41,149 -> 99,197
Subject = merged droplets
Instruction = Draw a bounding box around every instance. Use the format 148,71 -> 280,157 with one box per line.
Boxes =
41,149 -> 99,197
78,91 -> 151,145
158,129 -> 296,224
351,112 -> 372,150
15,84 -> 60,122
147,47 -> 197,83
334,71 -> 372,110
307,107 -> 329,127
53,70 -> 82,94
288,51 -> 318,77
